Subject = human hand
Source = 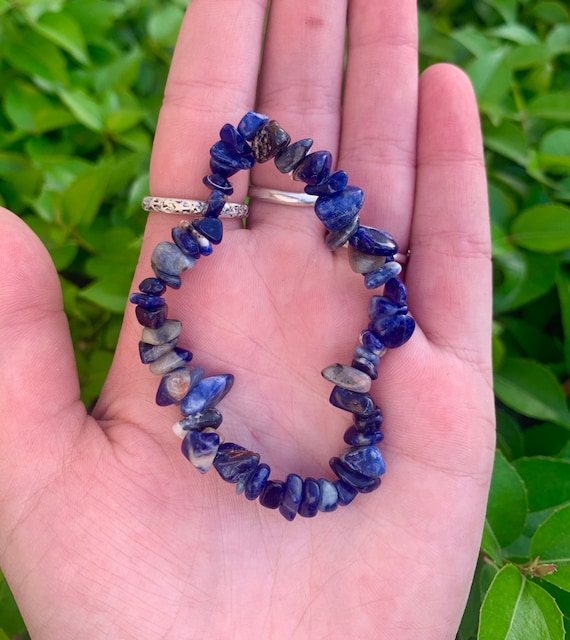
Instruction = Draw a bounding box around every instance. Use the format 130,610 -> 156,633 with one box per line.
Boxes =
0,1 -> 494,638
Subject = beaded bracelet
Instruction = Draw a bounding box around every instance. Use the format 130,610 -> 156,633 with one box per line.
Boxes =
130,112 -> 415,521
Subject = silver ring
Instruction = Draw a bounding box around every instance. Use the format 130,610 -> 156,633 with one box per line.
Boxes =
248,186 -> 318,207
142,196 -> 249,218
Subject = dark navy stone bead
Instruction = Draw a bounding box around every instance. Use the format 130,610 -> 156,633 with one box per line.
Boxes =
335,480 -> 358,506
204,190 -> 227,218
135,304 -> 168,329
348,226 -> 398,257
252,120 -> 290,163
384,277 -> 408,305
343,426 -> 384,446
341,445 -> 386,478
353,346 -> 379,366
181,374 -> 234,415
176,406 -> 223,432
210,141 -> 255,176
152,241 -> 195,277
245,463 -> 271,500
364,261 -> 402,290
330,386 -> 375,416
279,473 -> 303,521
237,111 -> 269,141
325,216 -> 360,251
181,430 -> 220,474
138,277 -> 166,295
292,150 -> 332,185
360,330 -> 387,356
371,314 -> 416,349
329,457 -> 381,493
298,477 -> 320,518
317,478 -> 339,512
213,443 -> 260,484
354,408 -> 383,431
259,480 -> 285,509
351,358 -> 378,380
192,217 -> 223,245
314,186 -> 364,232
368,296 -> 408,321
139,339 -> 176,364
129,292 -> 165,310
172,227 -> 201,258
220,123 -> 251,156
305,170 -> 348,196
154,270 -> 182,289
275,138 -> 313,173
156,367 -> 192,406
203,173 -> 234,195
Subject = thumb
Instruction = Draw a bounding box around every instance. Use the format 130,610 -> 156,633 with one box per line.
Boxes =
0,208 -> 90,517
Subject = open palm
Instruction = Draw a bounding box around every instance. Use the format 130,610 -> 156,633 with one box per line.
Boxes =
0,1 -> 494,638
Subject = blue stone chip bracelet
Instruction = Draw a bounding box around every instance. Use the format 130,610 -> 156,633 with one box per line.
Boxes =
131,111 -> 415,521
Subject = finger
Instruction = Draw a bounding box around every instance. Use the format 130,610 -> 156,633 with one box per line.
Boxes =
340,0 -> 418,247
409,64 -> 491,363
249,0 -> 348,232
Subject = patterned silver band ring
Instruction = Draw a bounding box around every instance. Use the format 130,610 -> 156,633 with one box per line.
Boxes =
248,186 -> 318,207
142,196 -> 249,218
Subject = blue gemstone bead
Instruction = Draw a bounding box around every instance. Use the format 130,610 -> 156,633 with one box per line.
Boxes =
245,463 -> 271,500
359,330 -> 386,356
259,480 -> 285,509
129,292 -> 165,310
330,386 -> 375,416
343,426 -> 384,446
364,261 -> 402,289
252,121 -> 290,162
279,473 -> 303,521
177,406 -> 223,432
204,190 -> 226,218
293,150 -> 332,185
139,339 -> 176,364
220,123 -> 252,156
149,347 -> 193,376
341,445 -> 386,478
298,477 -> 320,518
213,443 -> 260,484
154,270 -> 182,289
335,480 -> 358,506
329,457 -> 381,493
180,374 -> 234,416
314,186 -> 364,232
237,111 -> 269,140
203,173 -> 234,195
351,358 -> 378,380
142,319 -> 182,345
368,296 -> 408,320
353,346 -> 379,366
210,141 -> 255,175
181,430 -> 220,474
135,304 -> 168,329
371,314 -> 416,349
138,277 -> 166,295
151,242 -> 196,277
156,367 -> 192,406
325,216 -> 360,251
384,277 -> 408,305
275,138 -> 313,173
305,170 -> 348,196
192,217 -> 223,245
354,408 -> 383,431
349,226 -> 398,257
317,478 -> 339,512
172,227 -> 201,258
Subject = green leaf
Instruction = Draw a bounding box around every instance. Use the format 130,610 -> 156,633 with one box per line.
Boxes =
496,408 -> 524,461
523,423 -> 570,457
466,48 -> 512,104
539,129 -> 570,175
487,450 -> 528,548
147,4 -> 184,46
484,121 -> 528,166
482,519 -> 504,565
60,161 -> 111,228
478,564 -> 564,640
532,2 -> 570,23
530,504 -> 570,592
490,24 -> 539,45
514,457 -> 570,512
4,27 -> 68,85
527,93 -> 570,120
494,357 -> 570,427
33,10 -> 90,64
556,268 -> 570,375
483,0 -> 518,23
506,44 -> 553,70
57,88 -> 104,131
452,26 -> 497,57
104,108 -> 146,133
511,204 -> 570,253
547,24 -> 570,56
0,572 -> 25,637
78,278 -> 129,313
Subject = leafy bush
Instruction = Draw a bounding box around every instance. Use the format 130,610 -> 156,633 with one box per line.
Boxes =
0,0 -> 569,638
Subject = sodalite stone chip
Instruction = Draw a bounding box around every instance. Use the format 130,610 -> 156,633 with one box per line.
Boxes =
368,296 -> 408,320
348,245 -> 386,274
341,445 -> 386,478
181,374 -> 234,416
364,261 -> 402,290
343,426 -> 383,447
182,430 -> 220,474
317,478 -> 339,513
192,217 -> 223,245
349,226 -> 398,257
149,348 -> 192,375
370,315 -> 416,349
335,480 -> 358,506
154,270 -> 181,290
252,120 -> 290,162
359,330 -> 387,357
315,186 -> 364,231
203,173 -> 234,195
321,364 -> 372,393
174,406 -> 222,435
384,277 -> 407,305
351,357 -> 378,381
353,346 -> 379,366
209,141 -> 255,176
279,473 -> 303,521
298,477 -> 320,518
259,480 -> 285,509
129,292 -> 165,309
245,463 -> 271,500
135,304 -> 167,329
156,367 -> 192,406
293,150 -> 332,185
305,170 -> 348,196
237,111 -> 269,140
219,123 -> 251,156
275,138 -> 313,173
329,457 -> 381,493
151,242 -> 195,278
325,216 -> 360,251
172,227 -> 201,258
329,386 -> 375,416
213,443 -> 260,484
354,408 -> 383,432
204,190 -> 226,218
142,319 -> 182,345
139,339 -> 176,364
138,278 -> 166,295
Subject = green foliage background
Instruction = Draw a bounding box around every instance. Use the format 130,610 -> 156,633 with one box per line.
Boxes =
0,0 -> 570,638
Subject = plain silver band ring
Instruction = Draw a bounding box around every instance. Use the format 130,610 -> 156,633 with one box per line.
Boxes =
248,186 -> 318,207
142,196 -> 249,218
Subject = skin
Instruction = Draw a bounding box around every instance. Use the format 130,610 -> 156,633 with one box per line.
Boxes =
0,1 -> 494,638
